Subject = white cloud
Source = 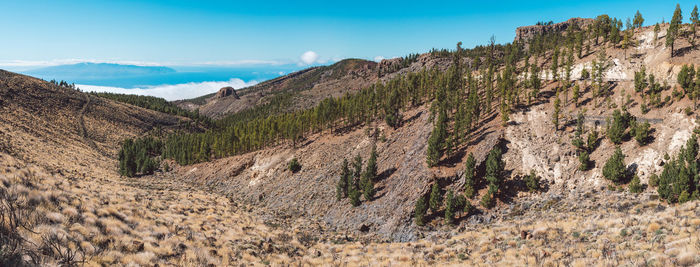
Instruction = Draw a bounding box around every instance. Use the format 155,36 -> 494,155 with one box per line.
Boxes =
373,56 -> 385,62
300,51 -> 319,65
78,78 -> 258,101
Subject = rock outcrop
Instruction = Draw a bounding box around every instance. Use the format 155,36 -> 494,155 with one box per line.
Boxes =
515,18 -> 593,43
216,86 -> 239,99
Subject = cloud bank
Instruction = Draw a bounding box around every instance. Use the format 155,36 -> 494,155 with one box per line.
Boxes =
78,78 -> 258,101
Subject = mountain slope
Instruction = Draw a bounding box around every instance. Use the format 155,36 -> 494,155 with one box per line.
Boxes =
175,58 -> 379,118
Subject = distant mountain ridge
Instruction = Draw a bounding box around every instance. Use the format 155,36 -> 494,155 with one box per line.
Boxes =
25,62 -> 176,79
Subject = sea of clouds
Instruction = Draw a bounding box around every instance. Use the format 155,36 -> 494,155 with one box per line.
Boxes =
78,78 -> 258,101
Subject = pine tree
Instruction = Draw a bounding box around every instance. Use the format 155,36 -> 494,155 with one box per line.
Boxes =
444,190 -> 455,225
362,145 -> 378,201
654,23 -> 660,46
573,84 -> 581,107
384,88 -> 401,128
692,5 -> 699,46
336,159 -> 351,200
464,153 -> 477,198
414,196 -> 427,226
429,183 -> 442,213
629,174 -> 643,193
603,147 -> 626,184
349,154 -> 363,206
667,4 -> 683,57
553,89 -> 561,131
633,10 -> 644,29
426,108 -> 447,167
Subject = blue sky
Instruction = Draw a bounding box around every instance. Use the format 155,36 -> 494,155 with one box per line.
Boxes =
1,0 -> 698,69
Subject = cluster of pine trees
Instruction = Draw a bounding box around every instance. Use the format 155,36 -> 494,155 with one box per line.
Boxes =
654,135 -> 700,203
336,145 -> 378,206
93,92 -> 211,124
118,137 -> 162,177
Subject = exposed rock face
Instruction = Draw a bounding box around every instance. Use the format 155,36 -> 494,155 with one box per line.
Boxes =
216,86 -> 239,99
515,18 -> 593,43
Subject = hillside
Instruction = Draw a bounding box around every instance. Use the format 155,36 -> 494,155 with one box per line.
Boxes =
175,58 -> 381,118
5,13 -> 700,266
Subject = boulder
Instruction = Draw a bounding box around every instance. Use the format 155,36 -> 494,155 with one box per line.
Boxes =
216,86 -> 239,99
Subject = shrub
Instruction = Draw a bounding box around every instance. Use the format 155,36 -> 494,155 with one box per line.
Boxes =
525,170 -> 540,192
287,158 -> 302,173
678,190 -> 691,203
649,174 -> 659,187
603,147 -> 626,184
480,192 -> 494,209
629,175 -> 643,193
685,107 -> 693,116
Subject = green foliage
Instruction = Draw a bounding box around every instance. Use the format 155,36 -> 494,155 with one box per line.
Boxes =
629,174 -> 643,193
444,190 -> 455,225
658,136 -> 700,203
426,108 -> 447,167
572,84 -> 580,107
414,196 -> 427,226
118,137 -> 162,177
580,69 -> 590,80
678,64 -> 696,96
603,147 -> 626,184
429,183 -> 442,213
633,10 -> 644,29
525,170 -> 540,192
464,153 -> 477,198
667,4 -> 683,57
633,121 -> 652,145
578,150 -> 592,171
485,147 -> 504,192
384,88 -> 402,128
336,159 -> 351,201
361,145 -> 378,201
553,90 -> 561,130
287,158 -> 301,173
634,66 -> 647,93
481,184 -> 497,209
349,188 -> 361,207
94,92 -> 210,125
607,109 -> 632,145
649,174 -> 659,187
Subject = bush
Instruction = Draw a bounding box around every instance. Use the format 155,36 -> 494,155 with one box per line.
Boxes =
603,147 -> 626,184
480,192 -> 494,209
525,170 -> 540,192
629,175 -> 643,193
649,174 -> 659,187
287,158 -> 302,173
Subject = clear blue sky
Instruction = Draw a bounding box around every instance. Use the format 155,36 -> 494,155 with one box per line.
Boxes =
1,0 -> 698,68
